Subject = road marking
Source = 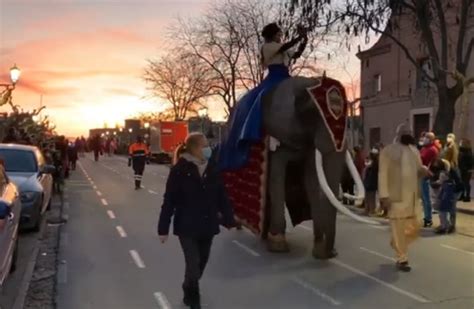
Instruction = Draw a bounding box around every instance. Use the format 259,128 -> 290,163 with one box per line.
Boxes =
93,185 -> 98,190
330,259 -> 430,303
153,292 -> 172,309
148,190 -> 159,195
292,277 -> 341,306
96,191 -> 102,197
360,247 -> 396,262
130,250 -> 146,269
370,225 -> 389,230
441,244 -> 474,256
116,226 -> 127,238
107,210 -> 116,219
232,240 -> 260,257
90,181 -> 95,185
101,198 -> 108,206
58,260 -> 68,284
298,225 -> 312,232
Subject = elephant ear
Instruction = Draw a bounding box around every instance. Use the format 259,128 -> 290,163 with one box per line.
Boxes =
294,78 -> 322,131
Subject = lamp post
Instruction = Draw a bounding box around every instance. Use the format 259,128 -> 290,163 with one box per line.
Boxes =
1,64 -> 21,106
198,108 -> 208,133
143,122 -> 150,145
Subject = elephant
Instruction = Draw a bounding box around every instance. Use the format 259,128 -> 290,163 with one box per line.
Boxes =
259,76 -> 377,259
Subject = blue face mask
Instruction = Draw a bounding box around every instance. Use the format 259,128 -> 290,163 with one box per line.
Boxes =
202,147 -> 212,160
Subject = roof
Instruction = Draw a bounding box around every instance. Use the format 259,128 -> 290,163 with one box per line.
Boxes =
0,144 -> 39,152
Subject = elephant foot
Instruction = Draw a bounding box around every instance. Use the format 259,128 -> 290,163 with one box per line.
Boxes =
312,242 -> 338,260
267,233 -> 290,253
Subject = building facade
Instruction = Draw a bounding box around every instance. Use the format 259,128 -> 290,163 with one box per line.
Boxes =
358,4 -> 474,148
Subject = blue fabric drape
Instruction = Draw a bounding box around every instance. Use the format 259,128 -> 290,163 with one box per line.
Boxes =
219,64 -> 290,170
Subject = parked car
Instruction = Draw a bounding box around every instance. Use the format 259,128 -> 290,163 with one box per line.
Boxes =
0,144 -> 54,231
0,165 -> 21,286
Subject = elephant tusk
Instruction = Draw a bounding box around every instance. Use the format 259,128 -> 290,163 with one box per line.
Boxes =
342,150 -> 366,201
315,149 -> 380,225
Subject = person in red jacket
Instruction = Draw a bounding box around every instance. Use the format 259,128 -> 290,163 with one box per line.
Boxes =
420,132 -> 439,227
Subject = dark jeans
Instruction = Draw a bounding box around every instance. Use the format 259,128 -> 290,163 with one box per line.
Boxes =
179,236 -> 213,304
460,171 -> 472,200
341,181 -> 355,205
133,162 -> 145,188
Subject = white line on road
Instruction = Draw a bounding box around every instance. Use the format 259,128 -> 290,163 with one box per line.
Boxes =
96,191 -> 102,197
330,259 -> 430,303
148,190 -> 159,195
360,247 -> 396,262
58,260 -> 68,284
292,277 -> 341,306
101,198 -> 108,206
107,210 -> 116,219
441,244 -> 474,256
232,240 -> 260,257
116,226 -> 127,238
154,292 -> 172,309
93,185 -> 98,190
130,250 -> 146,269
90,181 -> 95,185
370,225 -> 389,230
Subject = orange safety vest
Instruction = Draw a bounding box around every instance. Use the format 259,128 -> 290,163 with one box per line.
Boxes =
129,143 -> 150,159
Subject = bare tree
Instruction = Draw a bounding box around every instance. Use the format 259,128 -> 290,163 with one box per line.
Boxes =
144,52 -> 214,121
289,0 -> 474,137
173,0 -> 328,118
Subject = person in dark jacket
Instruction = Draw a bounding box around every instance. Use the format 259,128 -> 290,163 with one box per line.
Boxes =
363,148 -> 379,216
458,138 -> 473,202
158,132 -> 235,309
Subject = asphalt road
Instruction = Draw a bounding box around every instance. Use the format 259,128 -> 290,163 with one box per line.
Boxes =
56,154 -> 474,309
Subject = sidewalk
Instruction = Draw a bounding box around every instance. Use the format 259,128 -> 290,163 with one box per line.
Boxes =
457,200 -> 474,215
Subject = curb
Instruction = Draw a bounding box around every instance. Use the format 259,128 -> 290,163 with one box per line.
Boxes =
458,207 -> 474,216
12,220 -> 47,309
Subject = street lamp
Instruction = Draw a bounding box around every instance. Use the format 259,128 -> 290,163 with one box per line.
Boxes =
144,122 -> 150,129
10,64 -> 21,85
128,128 -> 133,133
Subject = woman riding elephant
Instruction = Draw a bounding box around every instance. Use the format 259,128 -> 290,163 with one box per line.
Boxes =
219,23 -> 308,170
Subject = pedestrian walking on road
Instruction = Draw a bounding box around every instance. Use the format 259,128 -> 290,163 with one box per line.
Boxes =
458,138 -> 473,202
363,148 -> 379,216
378,125 -> 430,272
128,135 -> 150,190
158,132 -> 235,309
420,132 -> 439,227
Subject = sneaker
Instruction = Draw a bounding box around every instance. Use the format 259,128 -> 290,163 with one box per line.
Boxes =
423,220 -> 433,228
396,261 -> 411,272
463,198 -> 471,203
447,226 -> 456,234
434,227 -> 447,234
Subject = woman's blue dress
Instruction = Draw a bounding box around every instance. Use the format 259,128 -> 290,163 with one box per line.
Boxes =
219,64 -> 290,170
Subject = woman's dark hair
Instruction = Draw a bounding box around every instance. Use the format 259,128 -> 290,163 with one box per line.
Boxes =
262,23 -> 281,41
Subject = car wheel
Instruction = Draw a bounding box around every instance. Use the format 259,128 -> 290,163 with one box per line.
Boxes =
10,238 -> 19,274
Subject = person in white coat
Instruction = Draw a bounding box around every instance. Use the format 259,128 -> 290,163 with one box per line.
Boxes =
378,125 -> 430,272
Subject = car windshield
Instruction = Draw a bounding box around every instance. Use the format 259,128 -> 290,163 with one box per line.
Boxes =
0,149 -> 38,173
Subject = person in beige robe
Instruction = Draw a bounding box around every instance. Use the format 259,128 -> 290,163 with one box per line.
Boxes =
378,126 -> 430,272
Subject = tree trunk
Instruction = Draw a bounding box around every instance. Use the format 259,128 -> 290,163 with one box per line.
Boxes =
433,86 -> 456,138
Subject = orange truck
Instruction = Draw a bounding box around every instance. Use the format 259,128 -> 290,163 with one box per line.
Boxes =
149,121 -> 188,163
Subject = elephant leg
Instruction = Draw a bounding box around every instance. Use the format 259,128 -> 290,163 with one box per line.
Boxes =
267,148 -> 290,252
320,151 -> 345,256
308,150 -> 345,259
303,154 -> 324,257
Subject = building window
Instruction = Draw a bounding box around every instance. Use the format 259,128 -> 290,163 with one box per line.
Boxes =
417,58 -> 431,89
374,74 -> 382,94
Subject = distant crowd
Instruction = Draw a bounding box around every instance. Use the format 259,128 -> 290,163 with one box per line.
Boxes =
345,132 -> 473,235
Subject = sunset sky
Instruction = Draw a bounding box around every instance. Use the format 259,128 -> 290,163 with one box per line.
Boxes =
0,0 -> 362,137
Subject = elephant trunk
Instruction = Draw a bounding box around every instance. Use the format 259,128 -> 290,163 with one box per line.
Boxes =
314,149 -> 380,225
342,151 -> 366,202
